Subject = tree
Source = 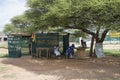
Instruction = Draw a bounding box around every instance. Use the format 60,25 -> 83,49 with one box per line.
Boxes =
4,14 -> 36,34
10,15 -> 34,33
25,0 -> 56,32
3,23 -> 19,33
45,0 -> 120,56
26,0 -> 120,56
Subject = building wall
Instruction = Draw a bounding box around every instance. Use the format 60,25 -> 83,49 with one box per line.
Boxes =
0,33 -> 8,42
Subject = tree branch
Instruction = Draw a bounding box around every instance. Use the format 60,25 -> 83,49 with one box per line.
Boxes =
80,27 -> 96,36
95,27 -> 101,42
67,26 -> 95,36
100,29 -> 110,42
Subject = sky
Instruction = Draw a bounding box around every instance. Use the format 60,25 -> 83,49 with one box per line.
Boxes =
0,0 -> 27,32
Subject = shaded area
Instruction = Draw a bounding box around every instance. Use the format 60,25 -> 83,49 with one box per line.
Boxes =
0,56 -> 120,80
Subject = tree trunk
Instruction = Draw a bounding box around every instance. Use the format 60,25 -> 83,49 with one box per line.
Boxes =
89,36 -> 94,57
100,29 -> 109,43
94,29 -> 109,58
94,43 -> 105,58
70,26 -> 109,58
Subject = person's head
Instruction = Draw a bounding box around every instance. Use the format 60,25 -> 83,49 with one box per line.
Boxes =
71,44 -> 75,47
55,45 -> 59,47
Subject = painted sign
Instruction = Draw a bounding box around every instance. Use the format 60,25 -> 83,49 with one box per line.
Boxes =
110,32 -> 120,38
35,33 -> 59,48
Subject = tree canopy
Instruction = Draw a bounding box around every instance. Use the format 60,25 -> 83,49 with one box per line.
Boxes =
4,0 -> 120,38
4,15 -> 36,33
3,0 -> 120,56
25,0 -> 120,43
3,24 -> 17,33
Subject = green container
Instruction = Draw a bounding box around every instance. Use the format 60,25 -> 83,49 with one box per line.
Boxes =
63,34 -> 69,54
31,33 -> 59,57
59,33 -> 69,55
9,51 -> 21,58
8,34 -> 31,58
21,36 -> 30,55
8,35 -> 21,58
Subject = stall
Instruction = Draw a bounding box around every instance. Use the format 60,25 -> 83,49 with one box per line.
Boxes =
31,33 -> 59,58
8,33 -> 31,58
76,47 -> 88,58
31,33 -> 69,58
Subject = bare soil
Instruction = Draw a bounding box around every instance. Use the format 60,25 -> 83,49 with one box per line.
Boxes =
0,56 -> 120,80
103,44 -> 120,50
0,44 -> 120,80
0,48 -> 8,54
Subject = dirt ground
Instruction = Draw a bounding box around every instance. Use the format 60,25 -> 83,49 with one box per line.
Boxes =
0,56 -> 120,80
0,44 -> 120,80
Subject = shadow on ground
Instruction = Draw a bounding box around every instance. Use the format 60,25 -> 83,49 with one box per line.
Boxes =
1,56 -> 120,80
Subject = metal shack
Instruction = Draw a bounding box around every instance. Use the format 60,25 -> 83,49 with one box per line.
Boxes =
31,33 -> 69,58
7,33 -> 69,58
8,33 -> 31,58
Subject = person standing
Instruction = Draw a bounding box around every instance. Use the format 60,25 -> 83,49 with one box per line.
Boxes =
81,39 -> 84,47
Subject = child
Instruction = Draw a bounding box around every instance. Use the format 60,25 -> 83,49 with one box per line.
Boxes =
54,45 -> 61,56
66,44 -> 75,59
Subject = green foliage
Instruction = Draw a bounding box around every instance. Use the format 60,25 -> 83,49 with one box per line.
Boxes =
3,24 -> 20,33
4,0 -> 120,36
25,0 -> 56,32
72,30 -> 88,38
11,15 -> 30,28
0,54 -> 8,58
11,15 -> 34,33
26,0 -> 120,32
104,49 -> 120,57
49,0 -> 120,29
